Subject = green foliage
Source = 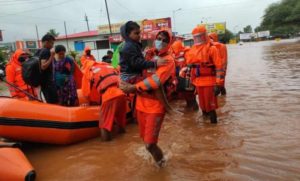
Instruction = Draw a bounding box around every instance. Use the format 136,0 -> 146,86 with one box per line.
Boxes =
0,48 -> 9,65
259,0 -> 300,36
219,29 -> 235,44
68,51 -> 81,67
243,25 -> 253,33
47,29 -> 60,37
112,42 -> 124,68
0,51 -> 4,64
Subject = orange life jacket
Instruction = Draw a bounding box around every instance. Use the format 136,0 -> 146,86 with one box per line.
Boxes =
135,30 -> 176,113
82,61 -> 107,104
185,42 -> 224,86
211,42 -> 228,71
82,62 -> 121,104
91,64 -> 119,94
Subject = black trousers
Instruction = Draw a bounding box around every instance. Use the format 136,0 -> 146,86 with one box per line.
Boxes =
41,81 -> 58,104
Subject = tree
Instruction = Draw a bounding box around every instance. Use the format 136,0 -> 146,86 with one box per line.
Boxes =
243,25 -> 253,33
259,0 -> 300,36
254,26 -> 262,33
47,29 -> 59,37
218,29 -> 235,43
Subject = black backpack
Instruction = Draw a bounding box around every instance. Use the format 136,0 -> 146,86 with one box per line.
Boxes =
22,55 -> 42,87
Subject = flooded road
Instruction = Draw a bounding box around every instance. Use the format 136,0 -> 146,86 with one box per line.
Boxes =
3,39 -> 300,180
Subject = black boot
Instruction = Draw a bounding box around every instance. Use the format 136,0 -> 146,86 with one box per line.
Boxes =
100,128 -> 112,141
209,110 -> 217,124
202,111 -> 209,117
220,87 -> 227,95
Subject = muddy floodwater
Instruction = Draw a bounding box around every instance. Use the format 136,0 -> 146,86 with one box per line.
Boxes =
1,39 -> 300,181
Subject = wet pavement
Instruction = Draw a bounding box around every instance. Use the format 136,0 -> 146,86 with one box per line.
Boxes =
1,39 -> 300,181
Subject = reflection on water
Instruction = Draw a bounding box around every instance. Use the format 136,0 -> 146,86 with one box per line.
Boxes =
9,39 -> 300,180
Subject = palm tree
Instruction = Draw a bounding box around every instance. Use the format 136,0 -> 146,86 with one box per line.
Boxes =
47,29 -> 59,37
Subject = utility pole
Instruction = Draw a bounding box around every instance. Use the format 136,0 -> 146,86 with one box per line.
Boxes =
104,0 -> 112,36
85,13 -> 90,32
64,21 -> 70,52
35,25 -> 40,48
172,8 -> 182,34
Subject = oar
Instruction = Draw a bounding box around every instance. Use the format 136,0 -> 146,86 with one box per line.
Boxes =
0,74 -> 42,102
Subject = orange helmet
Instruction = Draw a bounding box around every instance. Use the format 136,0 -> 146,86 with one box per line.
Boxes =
84,46 -> 91,52
192,25 -> 208,45
192,25 -> 207,35
209,32 -> 218,42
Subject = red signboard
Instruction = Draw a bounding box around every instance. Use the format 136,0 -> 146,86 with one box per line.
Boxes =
142,17 -> 172,33
109,17 -> 172,43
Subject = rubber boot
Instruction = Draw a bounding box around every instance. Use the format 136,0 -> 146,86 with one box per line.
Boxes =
209,110 -> 217,124
100,128 -> 112,141
25,170 -> 36,181
191,99 -> 199,111
220,87 -> 227,95
202,111 -> 209,118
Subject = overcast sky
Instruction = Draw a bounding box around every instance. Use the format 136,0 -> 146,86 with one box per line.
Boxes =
0,0 -> 279,42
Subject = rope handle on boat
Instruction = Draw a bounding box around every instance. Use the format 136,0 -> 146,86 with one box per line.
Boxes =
0,142 -> 22,148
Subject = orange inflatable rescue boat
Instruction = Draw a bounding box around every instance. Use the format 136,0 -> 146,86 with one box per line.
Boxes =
0,94 -> 99,145
0,142 -> 35,181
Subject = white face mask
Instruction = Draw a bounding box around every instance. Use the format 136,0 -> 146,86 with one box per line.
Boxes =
155,40 -> 163,50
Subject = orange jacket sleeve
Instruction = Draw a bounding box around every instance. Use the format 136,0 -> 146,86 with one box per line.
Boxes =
222,45 -> 228,70
209,46 -> 225,86
80,56 -> 86,66
5,64 -> 17,97
135,55 -> 175,91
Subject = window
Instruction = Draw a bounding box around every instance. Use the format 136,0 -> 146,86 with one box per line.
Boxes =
96,40 -> 110,49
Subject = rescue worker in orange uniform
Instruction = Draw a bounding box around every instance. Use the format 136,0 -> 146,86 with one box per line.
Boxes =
185,25 -> 225,124
209,32 -> 228,95
82,60 -> 127,141
80,46 -> 96,68
120,30 -> 175,167
5,49 -> 34,99
171,40 -> 198,109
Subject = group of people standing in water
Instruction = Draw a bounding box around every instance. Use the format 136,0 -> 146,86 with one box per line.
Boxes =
4,20 -> 227,167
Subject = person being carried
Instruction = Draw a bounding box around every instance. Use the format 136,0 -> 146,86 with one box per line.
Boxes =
119,21 -> 166,83
120,30 -> 175,167
53,45 -> 79,106
5,49 -> 35,99
38,34 -> 58,104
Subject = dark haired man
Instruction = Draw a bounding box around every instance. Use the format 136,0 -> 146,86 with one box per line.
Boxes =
102,50 -> 113,63
38,33 -> 58,104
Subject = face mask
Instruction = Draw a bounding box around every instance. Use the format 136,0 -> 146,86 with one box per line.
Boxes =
155,40 -> 163,51
193,33 -> 207,45
18,56 -> 26,63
